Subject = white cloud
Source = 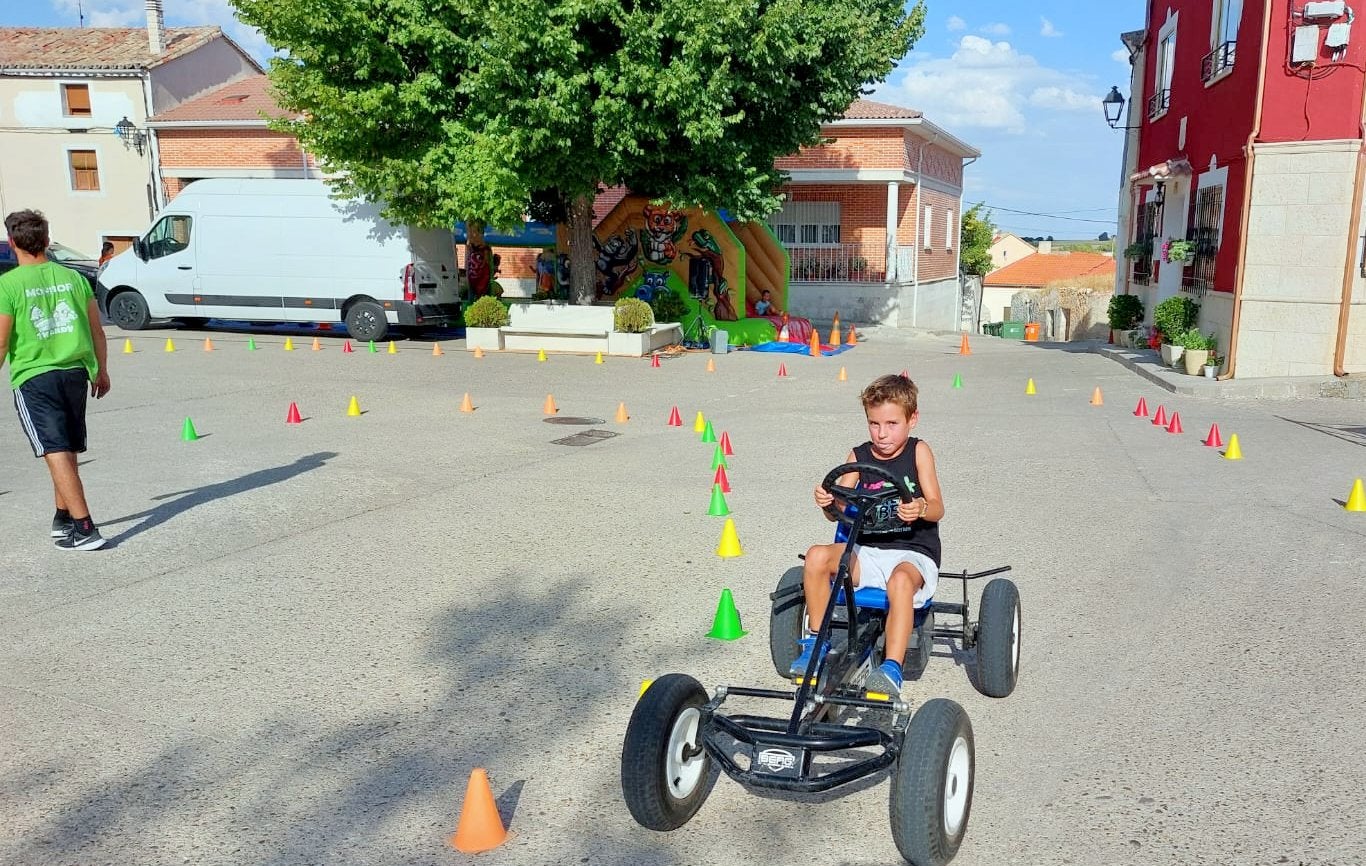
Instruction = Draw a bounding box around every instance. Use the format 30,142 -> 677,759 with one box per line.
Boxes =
946,15 -> 966,32
1112,48 -> 1132,63
47,0 -> 271,61
879,35 -> 1102,133
1040,17 -> 1062,38
979,22 -> 1012,37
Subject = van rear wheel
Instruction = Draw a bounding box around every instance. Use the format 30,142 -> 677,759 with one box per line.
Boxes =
344,300 -> 388,342
108,290 -> 150,331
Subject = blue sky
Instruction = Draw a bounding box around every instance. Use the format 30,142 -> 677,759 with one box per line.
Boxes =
5,1 -> 1145,239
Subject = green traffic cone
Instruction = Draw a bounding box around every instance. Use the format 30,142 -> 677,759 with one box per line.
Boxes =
711,444 -> 728,470
951,373 -> 963,389
246,338 -> 257,351
368,340 -> 378,354
707,484 -> 730,516
706,588 -> 747,640
181,416 -> 199,442
701,419 -> 717,443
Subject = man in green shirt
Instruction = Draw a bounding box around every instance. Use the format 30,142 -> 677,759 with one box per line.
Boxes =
0,209 -> 111,550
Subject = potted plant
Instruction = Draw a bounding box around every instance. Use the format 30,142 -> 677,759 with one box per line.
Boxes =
1204,350 -> 1222,379
1179,329 -> 1211,375
1164,239 -> 1195,265
463,295 -> 508,351
1153,296 -> 1200,367
1107,294 -> 1144,343
1123,238 -> 1152,261
608,297 -> 656,355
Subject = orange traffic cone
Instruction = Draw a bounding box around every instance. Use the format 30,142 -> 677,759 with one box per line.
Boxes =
203,337 -> 215,351
846,324 -> 857,346
448,768 -> 508,854
473,345 -> 485,359
838,366 -> 847,382
1090,387 -> 1104,406
312,337 -> 322,351
460,392 -> 475,413
808,330 -> 821,357
958,333 -> 971,355
706,357 -> 715,373
615,402 -> 629,423
432,342 -> 444,356
828,312 -> 841,347
543,394 -> 558,415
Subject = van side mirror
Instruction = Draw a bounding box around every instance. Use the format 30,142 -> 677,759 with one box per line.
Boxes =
133,239 -> 147,261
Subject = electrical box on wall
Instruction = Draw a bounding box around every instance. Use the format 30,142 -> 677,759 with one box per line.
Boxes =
1303,0 -> 1346,19
1292,25 -> 1321,63
1326,22 -> 1351,49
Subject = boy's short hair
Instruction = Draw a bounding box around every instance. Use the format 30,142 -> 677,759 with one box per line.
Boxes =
861,373 -> 918,419
760,289 -> 771,296
4,210 -> 49,255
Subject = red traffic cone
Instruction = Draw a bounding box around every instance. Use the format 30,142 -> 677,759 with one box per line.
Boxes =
1151,405 -> 1167,427
667,406 -> 683,427
342,340 -> 354,354
650,353 -> 661,368
719,431 -> 734,456
285,402 -> 303,425
777,362 -> 788,378
1133,397 -> 1148,418
713,464 -> 731,493
1166,411 -> 1183,434
1202,423 -> 1223,448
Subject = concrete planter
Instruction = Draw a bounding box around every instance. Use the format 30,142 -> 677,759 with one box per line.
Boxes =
1182,348 -> 1209,375
608,331 -> 651,356
1160,343 -> 1184,367
466,327 -> 504,351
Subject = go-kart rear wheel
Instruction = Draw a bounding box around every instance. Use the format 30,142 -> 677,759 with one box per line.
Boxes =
890,698 -> 974,866
621,673 -> 712,830
769,566 -> 806,678
971,578 -> 1021,698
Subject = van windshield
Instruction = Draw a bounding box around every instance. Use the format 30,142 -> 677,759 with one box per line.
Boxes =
48,242 -> 94,262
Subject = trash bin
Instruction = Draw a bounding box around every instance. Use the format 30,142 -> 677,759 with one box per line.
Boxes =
1024,322 -> 1041,342
983,322 -> 1003,337
1001,321 -> 1025,340
710,327 -> 729,354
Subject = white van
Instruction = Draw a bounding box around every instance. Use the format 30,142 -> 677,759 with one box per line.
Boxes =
97,179 -> 460,342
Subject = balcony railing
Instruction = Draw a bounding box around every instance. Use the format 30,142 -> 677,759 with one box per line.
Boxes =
1147,88 -> 1170,120
1202,41 -> 1236,82
788,244 -> 884,282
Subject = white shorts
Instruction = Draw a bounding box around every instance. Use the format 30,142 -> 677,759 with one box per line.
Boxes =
853,546 -> 939,608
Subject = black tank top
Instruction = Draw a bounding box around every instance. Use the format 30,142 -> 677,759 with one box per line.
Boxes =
852,439 -> 942,566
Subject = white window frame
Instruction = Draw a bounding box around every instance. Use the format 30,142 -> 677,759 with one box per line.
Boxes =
1196,164 -> 1229,247
923,206 -> 933,251
1153,12 -> 1178,121
60,82 -> 92,118
768,201 -> 842,248
1205,0 -> 1241,86
946,210 -> 955,250
64,146 -> 104,197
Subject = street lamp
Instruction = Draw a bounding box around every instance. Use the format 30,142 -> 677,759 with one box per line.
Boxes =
113,116 -> 147,156
1101,86 -> 1140,130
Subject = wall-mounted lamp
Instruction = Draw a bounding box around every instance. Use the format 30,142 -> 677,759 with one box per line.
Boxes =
114,116 -> 147,156
1102,86 -> 1142,130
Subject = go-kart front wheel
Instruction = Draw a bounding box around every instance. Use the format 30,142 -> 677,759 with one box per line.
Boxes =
769,566 -> 806,678
890,698 -> 974,866
621,673 -> 712,830
971,578 -> 1021,698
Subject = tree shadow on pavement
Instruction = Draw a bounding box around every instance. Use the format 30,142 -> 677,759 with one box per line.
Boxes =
99,451 -> 338,546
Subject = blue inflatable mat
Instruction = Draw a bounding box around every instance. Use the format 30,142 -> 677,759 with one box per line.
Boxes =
746,341 -> 853,356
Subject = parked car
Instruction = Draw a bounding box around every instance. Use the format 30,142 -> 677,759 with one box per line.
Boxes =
0,240 -> 101,286
96,178 -> 462,341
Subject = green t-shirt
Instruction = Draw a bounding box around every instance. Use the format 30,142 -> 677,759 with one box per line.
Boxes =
0,261 -> 98,390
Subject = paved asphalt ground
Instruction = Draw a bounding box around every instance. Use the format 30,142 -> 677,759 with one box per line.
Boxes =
1,326 -> 1363,866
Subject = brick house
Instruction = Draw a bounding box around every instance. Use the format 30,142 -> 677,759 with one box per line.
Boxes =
0,9 -> 260,256
1113,0 -> 1366,378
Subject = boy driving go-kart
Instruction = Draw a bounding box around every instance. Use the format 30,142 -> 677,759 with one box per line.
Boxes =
794,373 -> 942,696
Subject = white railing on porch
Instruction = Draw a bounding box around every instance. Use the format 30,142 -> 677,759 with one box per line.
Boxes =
787,244 -> 919,283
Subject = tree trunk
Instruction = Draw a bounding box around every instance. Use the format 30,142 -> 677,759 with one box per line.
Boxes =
566,192 -> 596,305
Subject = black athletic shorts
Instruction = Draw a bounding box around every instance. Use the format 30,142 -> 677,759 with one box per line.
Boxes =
13,367 -> 89,457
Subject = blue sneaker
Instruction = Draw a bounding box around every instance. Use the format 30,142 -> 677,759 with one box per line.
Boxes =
865,660 -> 904,696
789,636 -> 829,679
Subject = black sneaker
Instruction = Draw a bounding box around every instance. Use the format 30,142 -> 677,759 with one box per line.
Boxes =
50,514 -> 74,538
55,525 -> 107,551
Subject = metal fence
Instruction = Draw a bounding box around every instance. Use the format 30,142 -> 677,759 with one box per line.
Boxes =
786,244 -> 920,283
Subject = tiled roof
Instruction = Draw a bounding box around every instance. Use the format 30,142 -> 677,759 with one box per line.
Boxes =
150,74 -> 293,124
0,26 -> 222,71
839,99 -> 922,120
983,251 -> 1116,287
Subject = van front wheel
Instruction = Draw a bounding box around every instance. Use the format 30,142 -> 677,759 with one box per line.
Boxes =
108,290 -> 150,331
344,300 -> 388,343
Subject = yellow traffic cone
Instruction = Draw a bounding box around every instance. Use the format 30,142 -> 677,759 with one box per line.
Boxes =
716,518 -> 744,558
387,340 -> 398,354
1223,434 -> 1243,461
283,337 -> 295,351
537,349 -> 547,362
638,679 -> 654,699
164,338 -> 175,353
346,395 -> 362,417
122,338 -> 134,354
693,411 -> 706,433
838,366 -> 847,382
460,392 -> 475,413
595,351 -> 604,365
1344,478 -> 1365,512
1025,378 -> 1037,395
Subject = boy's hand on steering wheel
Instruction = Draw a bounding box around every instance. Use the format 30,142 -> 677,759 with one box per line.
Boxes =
814,484 -> 834,508
896,499 -> 927,523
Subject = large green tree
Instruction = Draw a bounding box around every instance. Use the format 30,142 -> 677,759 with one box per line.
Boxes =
959,203 -> 996,276
232,0 -> 924,302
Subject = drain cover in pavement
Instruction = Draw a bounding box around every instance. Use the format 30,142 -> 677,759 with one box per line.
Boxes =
543,416 -> 605,426
551,429 -> 619,447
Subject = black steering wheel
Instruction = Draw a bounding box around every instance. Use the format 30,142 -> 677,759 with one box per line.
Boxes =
820,462 -> 914,534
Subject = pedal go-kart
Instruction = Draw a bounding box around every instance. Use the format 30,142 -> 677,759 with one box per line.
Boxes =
621,462 -> 1022,866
